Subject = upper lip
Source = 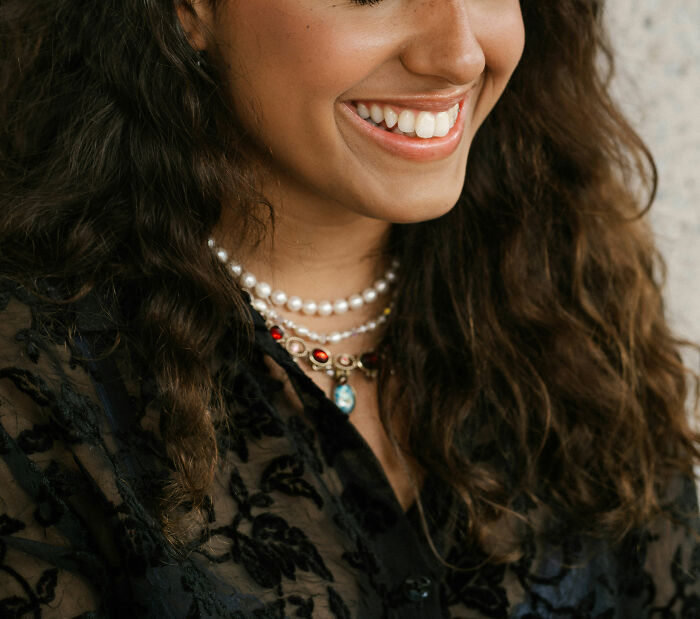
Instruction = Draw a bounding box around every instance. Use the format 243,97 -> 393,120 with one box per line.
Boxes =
348,85 -> 477,112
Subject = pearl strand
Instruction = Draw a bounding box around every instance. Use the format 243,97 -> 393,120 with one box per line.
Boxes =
249,293 -> 391,345
208,238 -> 398,316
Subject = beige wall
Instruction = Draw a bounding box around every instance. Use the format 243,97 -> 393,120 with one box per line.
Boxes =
606,1 -> 700,364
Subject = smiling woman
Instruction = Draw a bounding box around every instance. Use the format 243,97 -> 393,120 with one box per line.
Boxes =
0,0 -> 698,617
182,0 -> 524,223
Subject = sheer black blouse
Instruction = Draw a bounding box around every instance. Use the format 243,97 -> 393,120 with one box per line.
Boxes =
0,279 -> 698,618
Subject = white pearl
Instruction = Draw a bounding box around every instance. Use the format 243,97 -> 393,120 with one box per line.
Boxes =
241,272 -> 257,289
317,301 -> 333,316
374,279 -> 388,294
367,321 -> 377,330
329,332 -> 342,344
271,290 -> 287,306
287,296 -> 303,312
362,287 -> 378,304
230,264 -> 242,277
207,238 -> 215,248
216,249 -> 228,262
302,300 -> 318,316
333,299 -> 349,314
255,282 -> 271,298
342,331 -> 352,339
252,299 -> 267,312
348,294 -> 364,311
296,325 -> 310,337
309,333 -> 321,342
385,270 -> 397,282
357,325 -> 368,333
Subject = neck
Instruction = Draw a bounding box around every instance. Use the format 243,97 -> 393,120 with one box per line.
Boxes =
214,177 -> 394,354
216,181 -> 393,307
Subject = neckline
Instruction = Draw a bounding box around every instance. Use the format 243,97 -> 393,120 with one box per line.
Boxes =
250,307 -> 421,517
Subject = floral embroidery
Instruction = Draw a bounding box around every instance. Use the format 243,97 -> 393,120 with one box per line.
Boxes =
0,280 -> 698,618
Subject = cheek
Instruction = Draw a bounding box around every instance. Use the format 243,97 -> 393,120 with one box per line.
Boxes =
480,7 -> 526,78
218,3 -> 375,126
469,5 -> 524,129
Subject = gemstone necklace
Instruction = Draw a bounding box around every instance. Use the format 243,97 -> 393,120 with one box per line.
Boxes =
266,319 -> 380,415
207,237 -> 391,413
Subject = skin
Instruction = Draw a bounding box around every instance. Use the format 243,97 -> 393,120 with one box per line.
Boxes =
180,0 -> 525,509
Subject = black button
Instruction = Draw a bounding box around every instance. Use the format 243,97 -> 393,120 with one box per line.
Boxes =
402,576 -> 432,603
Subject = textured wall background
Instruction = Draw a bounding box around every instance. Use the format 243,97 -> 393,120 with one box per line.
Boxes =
606,1 -> 700,372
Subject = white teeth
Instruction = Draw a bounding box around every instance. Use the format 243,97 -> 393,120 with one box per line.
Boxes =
370,104 -> 384,124
384,106 -> 398,128
415,111 -> 436,139
397,109 -> 416,134
357,103 -> 370,119
448,103 -> 459,124
434,111 -> 450,137
355,101 -> 461,137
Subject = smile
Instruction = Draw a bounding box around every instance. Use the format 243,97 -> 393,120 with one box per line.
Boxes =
354,101 -> 461,139
340,94 -> 470,162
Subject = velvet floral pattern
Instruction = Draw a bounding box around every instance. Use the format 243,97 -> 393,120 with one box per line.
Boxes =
0,279 -> 699,618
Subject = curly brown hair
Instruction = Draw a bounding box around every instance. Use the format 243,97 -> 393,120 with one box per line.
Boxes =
1,0 -> 697,555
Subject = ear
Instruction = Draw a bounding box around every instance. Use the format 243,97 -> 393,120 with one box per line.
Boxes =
176,0 -> 211,52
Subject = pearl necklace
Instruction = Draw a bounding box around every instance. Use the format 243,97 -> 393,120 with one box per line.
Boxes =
209,238 -> 398,316
208,237 -> 392,414
249,293 -> 392,345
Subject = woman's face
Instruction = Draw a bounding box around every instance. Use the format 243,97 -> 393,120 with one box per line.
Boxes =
193,0 -> 524,224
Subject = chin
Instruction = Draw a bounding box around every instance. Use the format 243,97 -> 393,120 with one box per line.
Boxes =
384,196 -> 461,224
346,193 -> 461,225
353,174 -> 466,224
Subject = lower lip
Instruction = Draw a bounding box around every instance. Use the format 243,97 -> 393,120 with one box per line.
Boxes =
339,98 -> 468,162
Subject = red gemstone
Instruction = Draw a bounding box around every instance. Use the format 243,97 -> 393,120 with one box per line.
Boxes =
269,325 -> 284,341
311,348 -> 330,364
360,352 -> 379,371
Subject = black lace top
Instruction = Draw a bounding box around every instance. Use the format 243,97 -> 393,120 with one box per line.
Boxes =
1,279 -> 699,618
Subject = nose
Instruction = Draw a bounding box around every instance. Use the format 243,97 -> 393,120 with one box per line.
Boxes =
399,0 -> 486,86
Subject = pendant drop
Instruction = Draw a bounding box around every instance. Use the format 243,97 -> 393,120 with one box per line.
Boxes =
334,383 -> 356,415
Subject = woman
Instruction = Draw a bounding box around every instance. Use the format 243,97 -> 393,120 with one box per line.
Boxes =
0,0 -> 698,616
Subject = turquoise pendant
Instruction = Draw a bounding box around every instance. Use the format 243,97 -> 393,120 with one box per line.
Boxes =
334,383 -> 356,415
